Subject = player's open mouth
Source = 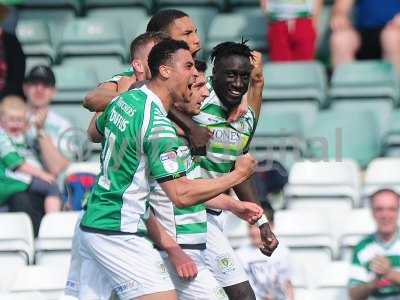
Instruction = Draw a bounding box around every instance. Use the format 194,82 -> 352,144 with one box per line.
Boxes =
227,88 -> 242,98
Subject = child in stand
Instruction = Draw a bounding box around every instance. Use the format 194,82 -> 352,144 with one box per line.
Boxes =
0,95 -> 61,213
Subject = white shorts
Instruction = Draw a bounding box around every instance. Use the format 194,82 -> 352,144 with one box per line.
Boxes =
161,249 -> 228,300
65,211 -> 85,298
79,228 -> 175,300
204,214 -> 249,288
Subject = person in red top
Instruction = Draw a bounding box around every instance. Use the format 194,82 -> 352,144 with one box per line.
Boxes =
260,0 -> 322,61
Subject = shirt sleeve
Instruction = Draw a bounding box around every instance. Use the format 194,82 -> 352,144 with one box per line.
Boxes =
0,132 -> 25,170
143,114 -> 186,182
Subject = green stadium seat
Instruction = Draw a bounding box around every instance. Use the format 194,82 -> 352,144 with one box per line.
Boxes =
329,60 -> 400,106
16,20 -> 55,62
156,0 -> 224,10
307,110 -> 381,168
205,12 -> 267,53
383,110 -> 400,157
17,0 -> 80,15
18,9 -> 75,49
83,0 -> 153,12
330,99 -> 392,139
52,65 -> 98,103
249,111 -> 306,169
62,57 -> 127,83
58,18 -> 127,62
263,61 -> 327,107
228,0 -> 259,8
87,8 -> 149,50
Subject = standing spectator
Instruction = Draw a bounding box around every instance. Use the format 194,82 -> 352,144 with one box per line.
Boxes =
0,4 -> 25,99
349,189 -> 400,300
330,0 -> 400,71
236,203 -> 294,300
23,65 -> 70,177
260,0 -> 323,61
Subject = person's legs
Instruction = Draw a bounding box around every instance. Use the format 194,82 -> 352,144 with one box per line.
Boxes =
7,191 -> 45,236
79,230 -> 176,300
292,18 -> 317,60
268,20 -> 292,61
357,28 -> 382,60
205,215 -> 255,300
28,177 -> 62,213
330,27 -> 361,67
381,23 -> 400,72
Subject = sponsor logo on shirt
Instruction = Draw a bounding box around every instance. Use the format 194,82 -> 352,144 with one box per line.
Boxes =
160,151 -> 179,174
212,128 -> 242,145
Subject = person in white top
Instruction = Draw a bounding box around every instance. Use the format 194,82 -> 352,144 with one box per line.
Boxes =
236,203 -> 294,300
23,65 -> 70,177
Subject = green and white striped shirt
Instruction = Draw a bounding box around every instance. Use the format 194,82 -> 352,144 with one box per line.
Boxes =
81,85 -> 187,234
349,230 -> 400,299
192,86 -> 257,214
150,136 -> 207,249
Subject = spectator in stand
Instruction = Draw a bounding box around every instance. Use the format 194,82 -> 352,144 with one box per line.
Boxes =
0,95 -> 61,236
0,4 -> 25,99
330,0 -> 400,71
236,202 -> 294,300
260,0 -> 323,61
349,189 -> 400,300
23,65 -> 70,177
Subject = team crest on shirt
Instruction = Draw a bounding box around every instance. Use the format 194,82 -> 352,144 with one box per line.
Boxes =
160,151 -> 179,173
216,254 -> 236,274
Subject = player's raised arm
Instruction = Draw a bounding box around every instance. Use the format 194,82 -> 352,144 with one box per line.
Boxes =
159,154 -> 256,208
246,51 -> 264,120
83,82 -> 120,112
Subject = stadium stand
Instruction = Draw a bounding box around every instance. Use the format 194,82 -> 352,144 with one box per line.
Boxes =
9,265 -> 68,299
284,160 -> 361,209
35,212 -> 79,266
313,261 -> 349,299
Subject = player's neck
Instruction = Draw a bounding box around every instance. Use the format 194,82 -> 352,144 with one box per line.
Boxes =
147,80 -> 172,112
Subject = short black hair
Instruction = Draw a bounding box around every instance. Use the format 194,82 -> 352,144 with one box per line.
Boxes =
148,38 -> 190,79
146,9 -> 188,33
129,31 -> 169,62
210,41 -> 253,65
194,60 -> 207,73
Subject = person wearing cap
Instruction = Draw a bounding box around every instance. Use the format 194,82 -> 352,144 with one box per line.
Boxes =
0,4 -> 25,99
349,189 -> 400,300
23,65 -> 70,177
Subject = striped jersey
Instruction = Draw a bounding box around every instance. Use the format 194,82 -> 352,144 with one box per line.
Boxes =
81,85 -> 187,234
150,135 -> 207,249
192,87 -> 257,213
268,0 -> 313,21
349,231 -> 400,299
0,129 -> 32,204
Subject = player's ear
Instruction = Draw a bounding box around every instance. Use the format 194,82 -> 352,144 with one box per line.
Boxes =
159,64 -> 170,79
132,59 -> 144,74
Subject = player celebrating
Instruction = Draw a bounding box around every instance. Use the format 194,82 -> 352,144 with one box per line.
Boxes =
79,39 -> 257,300
191,42 -> 278,300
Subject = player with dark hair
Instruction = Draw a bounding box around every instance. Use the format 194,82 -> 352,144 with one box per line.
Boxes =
184,41 -> 277,300
147,9 -> 201,57
79,38 -> 257,300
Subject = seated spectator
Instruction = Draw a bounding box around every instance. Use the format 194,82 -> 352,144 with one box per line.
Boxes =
0,4 -> 25,99
260,0 -> 322,61
236,202 -> 294,300
349,189 -> 400,300
0,96 -> 61,233
23,65 -> 70,177
330,0 -> 400,71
